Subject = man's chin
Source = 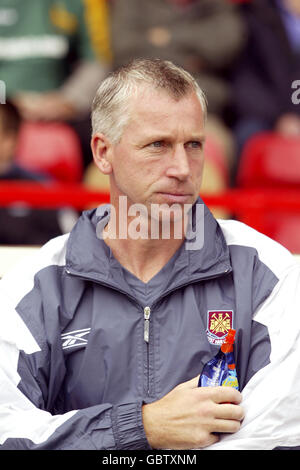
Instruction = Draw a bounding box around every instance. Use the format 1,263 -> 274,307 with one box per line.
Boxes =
148,201 -> 193,225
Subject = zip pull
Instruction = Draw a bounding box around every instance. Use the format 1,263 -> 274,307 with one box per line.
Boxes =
144,306 -> 151,343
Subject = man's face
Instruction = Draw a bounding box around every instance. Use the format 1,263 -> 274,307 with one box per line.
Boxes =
107,86 -> 206,218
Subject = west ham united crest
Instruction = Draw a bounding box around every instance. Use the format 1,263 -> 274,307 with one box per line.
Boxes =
206,310 -> 233,345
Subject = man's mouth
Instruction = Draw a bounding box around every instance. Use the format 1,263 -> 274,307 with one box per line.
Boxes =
156,192 -> 193,203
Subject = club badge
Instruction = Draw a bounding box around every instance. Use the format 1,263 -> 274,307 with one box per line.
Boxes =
206,310 -> 233,345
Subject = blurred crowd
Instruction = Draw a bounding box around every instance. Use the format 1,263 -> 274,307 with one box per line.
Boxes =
0,0 -> 300,245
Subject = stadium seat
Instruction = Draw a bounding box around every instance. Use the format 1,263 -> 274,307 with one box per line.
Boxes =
265,214 -> 300,254
16,121 -> 83,182
236,132 -> 300,252
237,132 -> 300,188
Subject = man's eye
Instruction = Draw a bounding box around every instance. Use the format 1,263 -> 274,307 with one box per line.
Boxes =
150,141 -> 164,148
187,141 -> 202,149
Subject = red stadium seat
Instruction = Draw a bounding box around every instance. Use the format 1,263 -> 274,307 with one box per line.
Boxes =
240,207 -> 300,253
16,121 -> 83,182
237,132 -> 300,188
236,132 -> 300,252
265,214 -> 300,254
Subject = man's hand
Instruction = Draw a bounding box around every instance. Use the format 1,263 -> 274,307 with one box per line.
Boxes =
142,376 -> 244,449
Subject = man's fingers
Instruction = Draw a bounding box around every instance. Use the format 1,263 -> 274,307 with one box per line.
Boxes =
177,381 -> 243,407
213,417 -> 242,434
210,386 -> 243,405
143,379 -> 244,449
215,402 -> 245,421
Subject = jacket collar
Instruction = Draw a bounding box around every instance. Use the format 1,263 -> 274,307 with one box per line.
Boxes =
66,198 -> 232,294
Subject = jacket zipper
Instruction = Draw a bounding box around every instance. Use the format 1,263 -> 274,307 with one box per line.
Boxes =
144,306 -> 151,395
66,267 -> 231,398
144,306 -> 151,343
66,268 -> 155,396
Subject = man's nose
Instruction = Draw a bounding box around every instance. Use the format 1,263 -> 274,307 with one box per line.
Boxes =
166,145 -> 190,180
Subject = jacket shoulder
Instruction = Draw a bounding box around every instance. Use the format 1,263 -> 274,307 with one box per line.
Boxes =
217,219 -> 297,279
0,234 -> 70,306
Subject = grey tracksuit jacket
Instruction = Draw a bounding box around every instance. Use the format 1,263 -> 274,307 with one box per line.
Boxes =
0,198 -> 298,450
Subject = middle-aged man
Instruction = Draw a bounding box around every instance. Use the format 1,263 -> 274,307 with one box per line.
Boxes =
1,59 -> 300,450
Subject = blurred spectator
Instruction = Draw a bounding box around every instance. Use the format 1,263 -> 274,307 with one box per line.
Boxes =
0,101 -> 78,245
232,0 -> 300,160
0,0 -> 112,168
0,101 -> 46,181
110,0 -> 246,173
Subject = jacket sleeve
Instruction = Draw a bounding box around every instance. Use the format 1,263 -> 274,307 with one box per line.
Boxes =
50,0 -> 112,63
50,0 -> 112,114
206,263 -> 300,450
0,255 -> 150,450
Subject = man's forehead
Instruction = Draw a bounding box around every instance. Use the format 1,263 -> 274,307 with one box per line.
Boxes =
132,84 -> 198,106
127,86 -> 205,133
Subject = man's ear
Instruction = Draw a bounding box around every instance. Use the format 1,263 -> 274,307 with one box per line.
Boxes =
90,133 -> 113,175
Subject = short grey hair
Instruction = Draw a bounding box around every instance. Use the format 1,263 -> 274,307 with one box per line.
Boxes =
91,58 -> 207,144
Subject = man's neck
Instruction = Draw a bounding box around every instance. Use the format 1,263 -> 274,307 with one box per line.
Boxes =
103,227 -> 185,284
102,194 -> 190,282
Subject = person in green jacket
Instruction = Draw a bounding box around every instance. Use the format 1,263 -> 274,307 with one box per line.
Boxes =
0,0 -> 112,166
0,0 -> 112,121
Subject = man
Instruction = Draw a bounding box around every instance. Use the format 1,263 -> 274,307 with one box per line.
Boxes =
0,101 -> 77,244
110,0 -> 246,189
0,0 -> 111,120
232,0 -> 300,155
0,0 -> 112,167
0,59 -> 300,450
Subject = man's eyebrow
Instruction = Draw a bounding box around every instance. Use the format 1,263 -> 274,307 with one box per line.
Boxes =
192,134 -> 206,142
136,133 -> 206,144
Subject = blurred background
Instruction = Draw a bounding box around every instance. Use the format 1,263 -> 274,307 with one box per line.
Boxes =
1,0 -> 300,255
